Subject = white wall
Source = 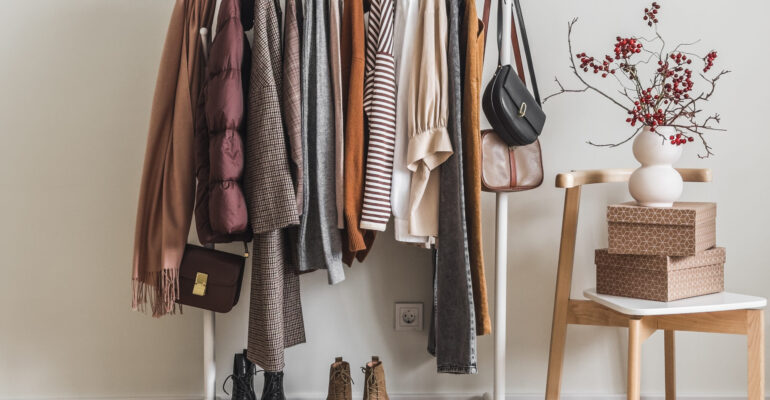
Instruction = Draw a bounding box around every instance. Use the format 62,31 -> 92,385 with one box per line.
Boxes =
0,0 -> 768,399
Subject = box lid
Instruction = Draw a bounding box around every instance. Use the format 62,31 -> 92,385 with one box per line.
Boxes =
595,247 -> 726,272
607,202 -> 716,226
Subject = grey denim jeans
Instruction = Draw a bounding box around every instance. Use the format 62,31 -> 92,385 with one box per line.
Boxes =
427,0 -> 478,375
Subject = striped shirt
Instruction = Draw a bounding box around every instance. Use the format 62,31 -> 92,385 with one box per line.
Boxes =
360,0 -> 397,231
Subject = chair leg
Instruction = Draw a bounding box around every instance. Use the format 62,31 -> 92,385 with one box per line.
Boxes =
545,187 -> 582,400
747,309 -> 764,400
628,319 -> 643,400
664,330 -> 675,400
545,307 -> 569,400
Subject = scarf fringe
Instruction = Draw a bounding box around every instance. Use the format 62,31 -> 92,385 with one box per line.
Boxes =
132,269 -> 180,318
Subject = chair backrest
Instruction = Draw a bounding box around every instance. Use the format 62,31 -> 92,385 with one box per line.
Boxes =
556,168 -> 711,188
551,168 -> 712,302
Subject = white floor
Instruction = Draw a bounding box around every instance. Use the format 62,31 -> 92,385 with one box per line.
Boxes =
3,395 -> 759,400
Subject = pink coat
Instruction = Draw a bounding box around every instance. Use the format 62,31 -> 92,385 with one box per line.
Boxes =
194,0 -> 252,244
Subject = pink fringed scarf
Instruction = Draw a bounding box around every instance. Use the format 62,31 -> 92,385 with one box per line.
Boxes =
132,0 -> 216,317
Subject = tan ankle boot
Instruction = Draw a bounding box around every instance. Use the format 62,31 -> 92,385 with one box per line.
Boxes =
362,356 -> 389,400
326,357 -> 353,400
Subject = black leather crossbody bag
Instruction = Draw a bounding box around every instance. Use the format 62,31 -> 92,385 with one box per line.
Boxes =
482,0 -> 545,147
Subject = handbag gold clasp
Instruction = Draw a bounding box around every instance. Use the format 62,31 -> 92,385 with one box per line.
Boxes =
192,272 -> 208,296
518,102 -> 527,118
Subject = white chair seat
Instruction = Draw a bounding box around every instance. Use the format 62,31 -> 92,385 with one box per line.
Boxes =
584,288 -> 767,316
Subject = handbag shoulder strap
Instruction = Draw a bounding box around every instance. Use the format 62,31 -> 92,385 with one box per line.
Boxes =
513,0 -> 541,104
481,0 -> 541,105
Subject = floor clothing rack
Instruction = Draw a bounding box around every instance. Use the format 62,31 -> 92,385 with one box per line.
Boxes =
197,1 -> 514,397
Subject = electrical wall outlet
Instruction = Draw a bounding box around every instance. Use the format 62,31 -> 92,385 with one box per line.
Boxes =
395,302 -> 423,331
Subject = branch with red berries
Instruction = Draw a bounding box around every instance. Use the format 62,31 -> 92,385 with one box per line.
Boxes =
543,2 -> 729,158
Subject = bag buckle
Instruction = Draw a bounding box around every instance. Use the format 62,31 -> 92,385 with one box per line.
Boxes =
518,102 -> 527,118
193,272 -> 208,296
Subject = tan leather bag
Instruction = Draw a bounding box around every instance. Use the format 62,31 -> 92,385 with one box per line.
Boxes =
480,131 -> 543,191
480,0 -> 544,192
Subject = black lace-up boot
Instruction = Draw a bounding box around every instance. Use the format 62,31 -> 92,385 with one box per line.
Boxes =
243,350 -> 258,397
261,371 -> 286,400
224,352 -> 257,400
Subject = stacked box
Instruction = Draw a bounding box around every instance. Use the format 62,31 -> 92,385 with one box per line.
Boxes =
597,202 -> 724,301
607,202 -> 716,256
596,247 -> 725,301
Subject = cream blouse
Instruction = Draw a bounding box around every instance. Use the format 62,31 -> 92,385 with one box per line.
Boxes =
406,0 -> 452,238
391,0 -> 430,245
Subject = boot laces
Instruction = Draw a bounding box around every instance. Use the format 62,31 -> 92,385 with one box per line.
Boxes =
362,366 -> 380,396
331,368 -> 354,385
223,369 -> 262,398
330,367 -> 353,397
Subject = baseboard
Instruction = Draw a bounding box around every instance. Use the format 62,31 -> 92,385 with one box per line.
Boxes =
1,394 -> 762,400
0,397 -> 203,400
280,394 -> 761,400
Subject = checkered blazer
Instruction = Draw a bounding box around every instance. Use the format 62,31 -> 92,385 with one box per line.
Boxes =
244,0 -> 306,372
244,0 -> 299,234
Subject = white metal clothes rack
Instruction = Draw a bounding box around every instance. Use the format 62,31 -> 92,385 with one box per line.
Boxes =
197,0 -> 515,398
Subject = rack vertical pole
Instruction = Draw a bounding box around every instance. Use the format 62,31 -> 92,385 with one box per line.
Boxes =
198,27 -> 217,400
203,311 -> 216,400
493,193 -> 509,400
494,3 -> 512,399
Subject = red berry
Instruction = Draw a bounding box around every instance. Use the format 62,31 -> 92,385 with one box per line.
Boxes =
688,137 -> 694,142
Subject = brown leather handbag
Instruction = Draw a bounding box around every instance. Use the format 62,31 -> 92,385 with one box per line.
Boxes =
176,244 -> 248,313
480,0 -> 544,192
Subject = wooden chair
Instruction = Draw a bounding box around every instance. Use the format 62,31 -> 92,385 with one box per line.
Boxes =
544,168 -> 767,400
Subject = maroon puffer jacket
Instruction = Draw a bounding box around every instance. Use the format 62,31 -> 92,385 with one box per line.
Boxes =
194,0 -> 252,244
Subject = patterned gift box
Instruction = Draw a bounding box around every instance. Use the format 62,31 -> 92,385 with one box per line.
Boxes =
608,202 -> 716,256
595,247 -> 725,302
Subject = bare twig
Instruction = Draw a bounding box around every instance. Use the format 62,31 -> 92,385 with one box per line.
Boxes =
587,126 -> 643,148
671,39 -> 702,53
542,77 -> 589,103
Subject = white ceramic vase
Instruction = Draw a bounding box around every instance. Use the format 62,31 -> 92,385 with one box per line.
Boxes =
628,126 -> 683,207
